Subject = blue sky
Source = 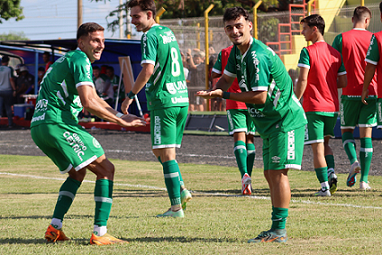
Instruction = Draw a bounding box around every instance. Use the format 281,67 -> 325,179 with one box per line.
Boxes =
0,0 -> 138,40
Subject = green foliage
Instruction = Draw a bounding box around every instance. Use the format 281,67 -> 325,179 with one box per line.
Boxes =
0,0 -> 24,23
258,17 -> 279,43
0,31 -> 28,41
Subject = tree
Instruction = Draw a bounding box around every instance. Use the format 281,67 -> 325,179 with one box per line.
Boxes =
0,0 -> 24,23
0,31 -> 28,41
92,0 -> 294,35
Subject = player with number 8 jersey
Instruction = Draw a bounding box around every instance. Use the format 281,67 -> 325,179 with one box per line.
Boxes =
142,24 -> 189,110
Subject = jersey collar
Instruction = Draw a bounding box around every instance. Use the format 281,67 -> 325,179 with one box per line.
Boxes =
241,37 -> 254,60
352,28 -> 366,31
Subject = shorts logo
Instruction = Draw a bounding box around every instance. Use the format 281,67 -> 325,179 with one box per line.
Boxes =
154,116 -> 161,145
272,156 -> 280,163
63,131 -> 87,161
287,130 -> 295,160
93,138 -> 101,148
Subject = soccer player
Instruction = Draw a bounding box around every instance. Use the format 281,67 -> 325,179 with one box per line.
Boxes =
30,22 -> 146,245
197,7 -> 306,243
121,0 -> 192,218
295,14 -> 347,196
211,45 -> 256,195
332,6 -> 376,191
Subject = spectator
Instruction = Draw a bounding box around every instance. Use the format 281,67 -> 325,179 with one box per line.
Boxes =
15,65 -> 34,104
42,52 -> 53,72
187,49 -> 206,111
105,66 -> 124,108
93,66 -> 113,107
37,66 -> 45,88
0,56 -> 16,128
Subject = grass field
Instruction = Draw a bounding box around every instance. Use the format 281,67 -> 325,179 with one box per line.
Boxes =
1,154 -> 382,254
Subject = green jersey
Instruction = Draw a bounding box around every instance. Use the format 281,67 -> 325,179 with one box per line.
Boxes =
31,49 -> 94,127
224,38 -> 306,137
141,24 -> 189,110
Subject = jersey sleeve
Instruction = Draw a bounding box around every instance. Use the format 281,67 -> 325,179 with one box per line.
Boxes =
338,56 -> 346,75
297,48 -> 310,69
223,48 -> 237,78
71,55 -> 94,88
332,34 -> 343,54
212,51 -> 222,74
365,35 -> 380,65
141,32 -> 158,66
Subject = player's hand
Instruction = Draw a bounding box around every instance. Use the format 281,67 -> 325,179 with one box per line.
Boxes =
121,97 -> 134,114
120,114 -> 146,127
361,89 -> 369,105
196,89 -> 223,99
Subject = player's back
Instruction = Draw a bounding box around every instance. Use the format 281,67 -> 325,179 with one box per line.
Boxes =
341,29 -> 377,96
304,41 -> 342,112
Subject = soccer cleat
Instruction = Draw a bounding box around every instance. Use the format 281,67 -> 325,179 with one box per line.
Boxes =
156,208 -> 184,218
45,224 -> 70,243
90,233 -> 128,245
180,189 -> 192,211
248,229 -> 287,243
328,173 -> 338,194
241,173 -> 252,195
314,189 -> 331,197
347,161 -> 361,187
359,181 -> 371,191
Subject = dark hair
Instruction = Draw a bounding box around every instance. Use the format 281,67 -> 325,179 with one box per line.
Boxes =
42,52 -> 50,57
223,7 -> 250,23
301,14 -> 325,36
353,6 -> 371,21
380,1 -> 382,14
38,67 -> 45,72
1,56 -> 9,63
93,66 -> 100,70
106,66 -> 114,72
77,22 -> 104,40
127,0 -> 156,17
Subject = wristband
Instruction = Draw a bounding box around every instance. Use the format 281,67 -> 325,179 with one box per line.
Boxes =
127,91 -> 136,99
115,112 -> 124,118
222,92 -> 230,99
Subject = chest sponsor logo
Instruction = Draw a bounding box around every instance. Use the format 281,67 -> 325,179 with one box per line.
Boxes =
63,131 -> 87,161
166,81 -> 187,94
35,99 -> 48,112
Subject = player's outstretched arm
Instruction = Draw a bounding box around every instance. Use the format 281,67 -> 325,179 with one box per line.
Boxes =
78,84 -> 146,127
362,63 -> 377,105
121,63 -> 154,114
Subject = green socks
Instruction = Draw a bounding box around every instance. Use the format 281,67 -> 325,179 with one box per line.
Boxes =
315,167 -> 329,190
94,179 -> 113,227
360,138 -> 373,183
163,160 -> 181,206
271,206 -> 288,230
342,132 -> 358,164
158,156 -> 185,188
246,143 -> 256,177
325,154 -> 335,176
234,141 -> 248,178
52,177 -> 81,226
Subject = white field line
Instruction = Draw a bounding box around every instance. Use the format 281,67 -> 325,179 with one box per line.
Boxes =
0,143 -> 236,160
1,172 -> 381,210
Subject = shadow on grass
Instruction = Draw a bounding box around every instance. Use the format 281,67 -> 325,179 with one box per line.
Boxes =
0,236 -> 238,245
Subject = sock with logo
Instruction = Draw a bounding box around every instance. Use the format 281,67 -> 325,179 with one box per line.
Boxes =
51,177 -> 81,229
246,142 -> 256,177
94,179 -> 113,231
234,141 -> 248,178
360,138 -> 373,183
342,132 -> 358,164
163,160 -> 181,206
315,167 -> 329,190
93,225 -> 107,237
325,154 -> 335,176
271,206 -> 288,230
